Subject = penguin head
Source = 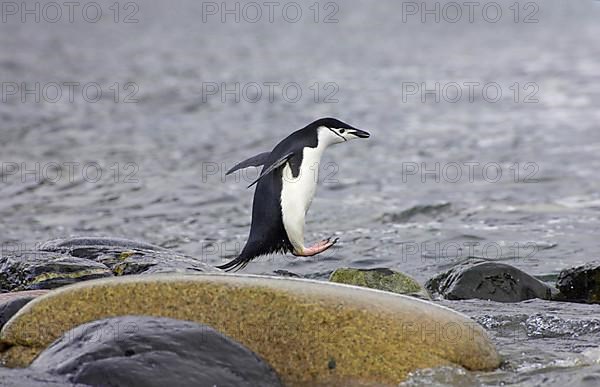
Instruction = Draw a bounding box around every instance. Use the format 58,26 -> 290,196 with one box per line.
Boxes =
312,117 -> 370,146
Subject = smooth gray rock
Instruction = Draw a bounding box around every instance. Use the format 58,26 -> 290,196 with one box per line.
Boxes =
31,316 -> 283,387
0,367 -> 78,387
426,259 -> 556,302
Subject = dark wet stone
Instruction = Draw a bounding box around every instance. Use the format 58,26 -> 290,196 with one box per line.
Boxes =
39,237 -> 219,275
330,267 -> 430,299
31,316 -> 283,387
425,259 -> 556,302
0,237 -> 218,294
111,250 -> 219,275
39,236 -> 165,252
0,367 -> 77,387
39,237 -> 166,260
272,269 -> 301,277
555,261 -> 600,303
0,251 -> 112,292
0,291 -> 49,329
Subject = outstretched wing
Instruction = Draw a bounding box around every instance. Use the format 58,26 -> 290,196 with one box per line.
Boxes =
247,152 -> 294,188
226,152 -> 271,175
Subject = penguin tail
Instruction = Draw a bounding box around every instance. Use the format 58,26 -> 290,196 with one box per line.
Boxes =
216,241 -> 278,272
216,254 -> 251,272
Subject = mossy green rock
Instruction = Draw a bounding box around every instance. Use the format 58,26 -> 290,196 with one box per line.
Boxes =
329,268 -> 430,299
0,274 -> 500,386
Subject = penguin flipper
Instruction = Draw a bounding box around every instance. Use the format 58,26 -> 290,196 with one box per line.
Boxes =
246,152 -> 294,188
225,152 -> 271,175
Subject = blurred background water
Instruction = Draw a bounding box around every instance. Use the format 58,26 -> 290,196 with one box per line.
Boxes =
1,0 -> 600,385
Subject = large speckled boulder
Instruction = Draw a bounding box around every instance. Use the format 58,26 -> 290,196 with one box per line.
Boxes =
555,261 -> 600,303
0,251 -> 112,292
31,316 -> 283,387
0,274 -> 500,385
329,268 -> 430,299
426,260 -> 556,302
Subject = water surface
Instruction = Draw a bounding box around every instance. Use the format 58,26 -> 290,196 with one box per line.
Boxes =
1,1 -> 600,385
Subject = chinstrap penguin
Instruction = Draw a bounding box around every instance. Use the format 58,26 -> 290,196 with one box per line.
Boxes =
217,117 -> 370,271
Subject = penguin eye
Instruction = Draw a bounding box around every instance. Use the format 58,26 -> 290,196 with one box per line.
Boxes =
339,129 -> 346,134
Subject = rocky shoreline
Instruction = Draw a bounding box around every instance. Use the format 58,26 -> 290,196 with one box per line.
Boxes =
0,237 -> 598,386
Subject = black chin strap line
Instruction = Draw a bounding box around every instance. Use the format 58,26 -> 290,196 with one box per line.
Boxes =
328,128 -> 347,141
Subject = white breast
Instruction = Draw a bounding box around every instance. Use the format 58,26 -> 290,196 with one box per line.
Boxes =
280,142 -> 327,253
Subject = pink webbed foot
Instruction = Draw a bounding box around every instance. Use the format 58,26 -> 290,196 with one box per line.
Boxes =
293,237 -> 339,257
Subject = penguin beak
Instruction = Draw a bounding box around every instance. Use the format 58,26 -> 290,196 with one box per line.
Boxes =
351,128 -> 370,138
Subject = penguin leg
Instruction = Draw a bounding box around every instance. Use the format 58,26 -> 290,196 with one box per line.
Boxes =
292,237 -> 338,257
